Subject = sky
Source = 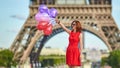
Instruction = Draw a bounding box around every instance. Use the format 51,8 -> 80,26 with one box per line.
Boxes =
0,0 -> 120,51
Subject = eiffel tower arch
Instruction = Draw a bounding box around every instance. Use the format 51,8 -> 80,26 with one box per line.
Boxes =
10,0 -> 120,64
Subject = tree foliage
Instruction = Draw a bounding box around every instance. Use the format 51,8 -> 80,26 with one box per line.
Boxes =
0,49 -> 17,67
107,50 -> 120,68
101,50 -> 120,68
39,55 -> 65,67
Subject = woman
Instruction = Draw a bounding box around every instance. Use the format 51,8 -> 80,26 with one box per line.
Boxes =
56,20 -> 83,68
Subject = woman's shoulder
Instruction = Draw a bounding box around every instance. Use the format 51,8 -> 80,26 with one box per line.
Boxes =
70,31 -> 81,35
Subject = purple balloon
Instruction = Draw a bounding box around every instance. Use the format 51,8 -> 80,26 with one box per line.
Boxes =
49,8 -> 58,18
38,4 -> 48,13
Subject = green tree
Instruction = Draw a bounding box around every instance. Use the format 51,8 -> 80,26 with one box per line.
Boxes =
107,50 -> 120,68
0,49 -> 17,67
39,55 -> 65,67
101,57 -> 108,66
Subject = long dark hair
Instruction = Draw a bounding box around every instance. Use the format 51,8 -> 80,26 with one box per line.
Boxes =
71,20 -> 82,32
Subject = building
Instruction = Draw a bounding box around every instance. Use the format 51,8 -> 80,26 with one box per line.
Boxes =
40,47 -> 65,55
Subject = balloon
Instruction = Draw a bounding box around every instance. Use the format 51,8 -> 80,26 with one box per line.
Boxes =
35,4 -> 57,36
38,4 -> 49,13
36,21 -> 49,30
43,24 -> 52,35
35,12 -> 50,22
39,13 -> 50,22
35,12 -> 41,22
49,8 -> 58,18
49,18 -> 56,26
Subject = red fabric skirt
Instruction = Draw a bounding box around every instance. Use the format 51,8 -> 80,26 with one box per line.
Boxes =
66,46 -> 81,66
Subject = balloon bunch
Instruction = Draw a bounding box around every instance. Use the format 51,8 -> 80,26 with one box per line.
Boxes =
35,4 -> 57,35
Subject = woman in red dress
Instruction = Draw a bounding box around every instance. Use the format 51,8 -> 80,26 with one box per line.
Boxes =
56,20 -> 83,68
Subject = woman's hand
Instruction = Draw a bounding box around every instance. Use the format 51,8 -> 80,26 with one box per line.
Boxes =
55,19 -> 71,34
55,19 -> 60,24
80,49 -> 83,59
80,53 -> 83,59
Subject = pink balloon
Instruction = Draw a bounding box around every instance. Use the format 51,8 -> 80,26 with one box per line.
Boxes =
35,12 -> 41,22
43,24 -> 52,35
36,21 -> 49,30
35,12 -> 50,22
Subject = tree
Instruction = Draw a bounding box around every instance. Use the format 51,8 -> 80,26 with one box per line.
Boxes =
0,49 -> 17,67
107,50 -> 120,68
101,57 -> 108,66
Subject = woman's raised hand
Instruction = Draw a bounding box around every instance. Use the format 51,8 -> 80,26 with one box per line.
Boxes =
55,19 -> 60,24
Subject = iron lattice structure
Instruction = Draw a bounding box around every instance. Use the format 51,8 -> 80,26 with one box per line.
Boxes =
10,0 -> 120,64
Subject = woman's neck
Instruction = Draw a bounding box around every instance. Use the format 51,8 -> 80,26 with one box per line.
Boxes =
72,29 -> 76,32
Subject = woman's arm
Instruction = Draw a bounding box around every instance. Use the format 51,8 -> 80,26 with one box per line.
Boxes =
79,32 -> 83,54
56,20 -> 71,34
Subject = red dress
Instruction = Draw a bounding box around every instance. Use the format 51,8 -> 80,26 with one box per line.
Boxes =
66,31 -> 81,66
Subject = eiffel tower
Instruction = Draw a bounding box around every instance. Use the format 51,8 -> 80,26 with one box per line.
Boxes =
10,0 -> 120,65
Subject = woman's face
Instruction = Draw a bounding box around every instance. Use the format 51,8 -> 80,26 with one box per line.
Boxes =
71,22 -> 76,30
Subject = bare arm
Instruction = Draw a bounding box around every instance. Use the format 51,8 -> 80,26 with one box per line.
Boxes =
56,20 -> 71,34
79,32 -> 83,53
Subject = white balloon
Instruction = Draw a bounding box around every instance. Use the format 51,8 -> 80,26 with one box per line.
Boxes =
49,18 -> 56,26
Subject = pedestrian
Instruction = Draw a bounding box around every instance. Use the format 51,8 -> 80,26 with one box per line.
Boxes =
56,20 -> 83,68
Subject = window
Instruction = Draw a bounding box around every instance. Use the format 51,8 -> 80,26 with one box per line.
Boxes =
76,16 -> 78,19
76,0 -> 86,4
40,0 -> 47,4
62,16 -> 65,19
94,0 -> 98,4
30,0 -> 37,5
56,0 -> 86,5
66,0 -> 75,4
56,0 -> 66,4
48,0 -> 55,4
104,0 -> 111,4
67,16 -> 69,19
